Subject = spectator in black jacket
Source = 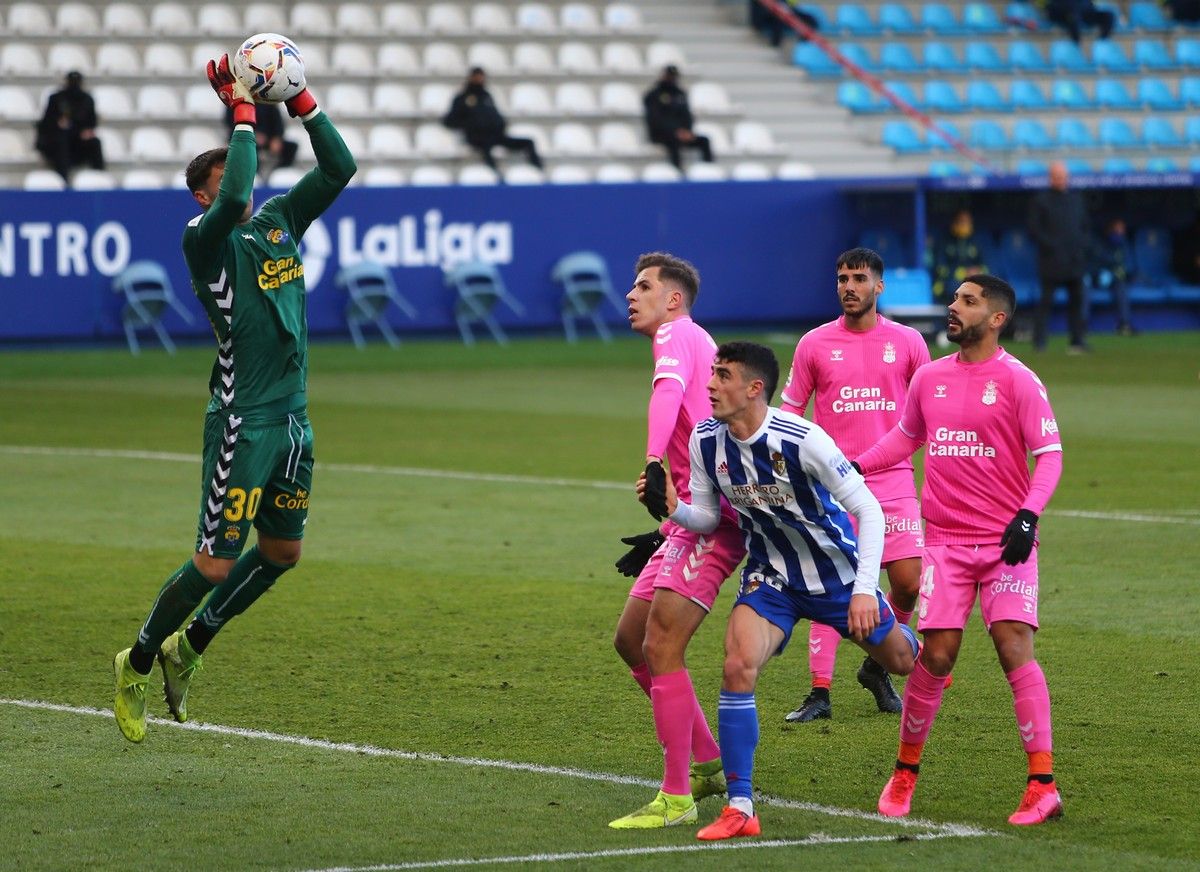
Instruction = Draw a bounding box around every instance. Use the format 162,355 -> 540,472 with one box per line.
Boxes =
442,67 -> 542,172
643,66 -> 714,170
1166,0 -> 1200,23
35,71 -> 105,183
1038,0 -> 1115,43
1027,161 -> 1091,353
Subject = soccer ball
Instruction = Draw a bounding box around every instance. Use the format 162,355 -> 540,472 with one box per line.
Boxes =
232,33 -> 306,103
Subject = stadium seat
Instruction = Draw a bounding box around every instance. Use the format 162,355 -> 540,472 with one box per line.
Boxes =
24,169 -> 66,190
596,121 -> 642,155
1052,79 -> 1093,109
880,43 -> 919,73
458,165 -> 500,186
1144,156 -> 1178,172
1175,38 -> 1200,68
367,124 -> 413,158
838,43 -> 875,72
594,162 -> 638,183
418,82 -> 457,116
177,125 -> 224,155
514,42 -> 557,73
288,2 -> 334,34
920,3 -> 961,34
413,123 -> 460,156
964,2 -> 1005,32
55,2 -> 101,34
970,119 -> 1009,150
690,82 -> 733,113
966,80 -> 1007,111
1191,155 -> 1200,172
331,45 -> 376,76
928,120 -> 965,151
1102,156 -> 1135,172
509,82 -> 552,115
1096,78 -> 1139,109
835,4 -> 879,34
1092,40 -> 1136,73
1140,78 -> 1183,111
1143,117 -> 1183,148
733,122 -> 777,154
551,123 -> 595,156
560,2 -> 601,30
196,3 -> 240,35
1008,41 -> 1049,72
776,161 -> 818,179
601,42 -> 643,73
0,42 -> 42,77
71,169 -> 116,191
1064,157 -> 1093,173
965,42 -> 1005,71
558,42 -> 600,73
604,3 -> 642,30
337,261 -> 417,348
926,160 -> 962,177
878,3 -> 919,33
924,81 -> 964,113
924,42 -> 964,72
149,3 -> 192,33
409,165 -> 453,186
883,120 -> 925,152
506,123 -> 549,156
0,128 -> 29,161
551,251 -> 623,343
470,3 -> 511,32
883,80 -> 920,108
360,166 -> 406,187
1050,40 -> 1091,71
136,86 -> 183,120
1056,117 -> 1096,148
377,44 -> 421,75
121,169 -> 167,189
102,3 -> 147,34
1136,38 -> 1176,70
1129,1 -> 1170,29
793,42 -> 841,76
1186,116 -> 1200,145
1182,77 -> 1200,107
444,262 -> 525,346
503,165 -> 545,185
467,43 -> 510,74
266,167 -> 305,188
642,162 -> 683,182
381,3 -> 423,33
1013,118 -> 1054,149
1010,80 -> 1049,110
1099,117 -> 1140,147
839,81 -> 886,112
335,3 -> 379,35
423,42 -> 466,74
599,82 -> 641,114
548,164 -> 591,184
0,84 -> 39,121
111,261 -> 194,355
427,2 -> 468,32
6,2 -> 54,34
515,2 -> 557,31
1016,158 -> 1048,175
554,82 -> 597,115
46,44 -> 93,76
243,2 -> 287,32
646,42 -> 687,70
694,122 -> 732,154
730,161 -> 773,181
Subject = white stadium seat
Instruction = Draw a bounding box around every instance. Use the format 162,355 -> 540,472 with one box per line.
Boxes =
0,43 -> 42,76
290,2 -> 335,36
602,43 -> 644,73
560,3 -> 602,31
373,83 -> 417,116
267,167 -> 306,188
512,43 -> 555,73
55,3 -> 101,35
730,161 -> 773,181
605,3 -> 643,30
72,169 -> 117,190
693,122 -> 731,154
458,165 -> 500,186
686,163 -> 729,182
515,3 -> 557,31
122,169 -> 167,189
733,121 -> 777,154
102,4 -> 148,35
381,3 -> 423,34
557,42 -> 600,73
597,122 -> 643,156
136,85 -> 183,120
642,162 -> 682,183
690,83 -> 733,114
594,162 -> 637,183
0,84 -> 39,121
361,166 -> 407,187
325,84 -> 372,117
600,82 -> 641,113
92,85 -> 136,121
418,82 -> 458,116
178,125 -> 226,155
467,43 -> 510,74
554,82 -> 598,116
96,44 -> 140,76
422,42 -> 466,75
0,129 -> 30,161
100,129 -> 128,162
190,43 -> 229,71
242,3 -> 289,34
377,44 -> 421,75
470,3 -> 512,32
505,123 -> 549,155
333,126 -> 367,157
150,4 -> 194,34
646,42 -> 687,70
145,44 -> 188,77
300,45 -> 330,77
7,3 -> 54,35
331,45 -> 375,76
409,165 -> 454,186
25,170 -> 67,191
336,4 -> 380,35
197,4 -> 241,35
129,127 -> 178,161
367,124 -> 414,158
509,83 -> 552,115
551,122 -> 595,156
504,165 -> 546,185
413,123 -> 461,156
184,84 -> 221,118
427,2 -> 469,32
549,164 -> 592,184
46,44 -> 92,76
776,161 -> 819,180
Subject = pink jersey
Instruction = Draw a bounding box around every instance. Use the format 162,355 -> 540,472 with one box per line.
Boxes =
780,315 -> 930,503
648,317 -> 737,527
900,348 -> 1062,545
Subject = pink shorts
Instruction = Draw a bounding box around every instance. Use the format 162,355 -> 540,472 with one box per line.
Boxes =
628,520 -> 745,612
881,497 -> 923,565
917,543 -> 1040,632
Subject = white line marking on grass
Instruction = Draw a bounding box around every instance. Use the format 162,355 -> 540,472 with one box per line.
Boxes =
0,697 -> 993,841
1,444 -> 1194,525
297,831 -> 979,872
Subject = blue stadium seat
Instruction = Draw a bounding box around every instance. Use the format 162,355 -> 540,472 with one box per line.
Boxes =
840,43 -> 876,71
1005,2 -> 1041,27
1064,157 -> 1093,173
965,41 -> 1005,71
1180,77 -> 1200,107
1016,157 -> 1049,175
924,80 -> 964,112
970,119 -> 1009,149
883,80 -> 920,107
793,42 -> 840,76
921,3 -> 961,34
1129,1 -> 1170,30
1013,118 -> 1054,149
1184,116 -> 1200,145
1009,41 -> 1050,72
836,3 -> 880,34
878,3 -> 920,33
926,160 -> 962,176
966,80 -> 1007,111
1191,155 -> 1200,172
1136,38 -> 1177,70
1052,79 -> 1092,109
963,2 -> 1004,32
1102,156 -> 1136,172
1175,38 -> 1200,68
882,120 -> 926,152
1010,80 -> 1049,110
1099,117 -> 1140,147
881,42 -> 921,72
923,41 -> 964,72
1139,78 -> 1182,111
1091,40 -> 1136,73
1050,39 -> 1091,71
1145,156 -> 1179,172
1096,78 -> 1139,109
838,80 -> 887,112
927,120 -> 963,151
1056,117 -> 1096,148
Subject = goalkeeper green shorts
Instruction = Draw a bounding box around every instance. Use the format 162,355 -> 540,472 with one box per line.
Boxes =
194,403 -> 313,558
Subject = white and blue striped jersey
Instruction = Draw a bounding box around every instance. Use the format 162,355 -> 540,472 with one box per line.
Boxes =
673,407 -> 884,597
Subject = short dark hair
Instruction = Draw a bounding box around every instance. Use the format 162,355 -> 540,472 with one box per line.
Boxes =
185,147 -> 228,193
715,341 -> 780,403
836,247 -> 885,278
961,273 -> 1016,319
635,251 -> 700,307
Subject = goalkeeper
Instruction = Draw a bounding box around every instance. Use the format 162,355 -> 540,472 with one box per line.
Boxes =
113,54 -> 356,743
608,253 -> 745,830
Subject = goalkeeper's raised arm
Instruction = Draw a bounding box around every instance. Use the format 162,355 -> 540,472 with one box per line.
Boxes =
274,83 -> 357,231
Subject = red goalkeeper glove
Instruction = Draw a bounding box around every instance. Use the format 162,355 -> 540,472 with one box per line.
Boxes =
207,54 -> 255,126
285,88 -> 318,118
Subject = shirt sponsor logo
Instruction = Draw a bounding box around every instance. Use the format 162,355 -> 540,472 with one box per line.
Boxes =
832,385 -> 897,413
273,488 -> 310,510
258,255 -> 304,291
927,427 -> 997,457
1041,417 -> 1059,436
728,482 -> 790,508
884,516 -> 922,535
266,228 -> 289,244
934,384 -> 948,398
982,380 -> 998,406
991,572 -> 1038,600
883,341 -> 896,364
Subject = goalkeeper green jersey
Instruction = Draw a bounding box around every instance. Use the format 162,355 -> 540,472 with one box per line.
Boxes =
182,115 -> 355,415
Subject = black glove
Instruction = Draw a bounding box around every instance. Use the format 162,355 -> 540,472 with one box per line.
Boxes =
643,460 -> 668,521
615,530 -> 665,577
1000,509 -> 1038,566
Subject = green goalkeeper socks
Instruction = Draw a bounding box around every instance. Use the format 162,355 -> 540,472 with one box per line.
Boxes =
188,546 -> 291,653
131,560 -> 213,673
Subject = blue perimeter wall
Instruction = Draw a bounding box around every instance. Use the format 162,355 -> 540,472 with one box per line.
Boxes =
0,180 -> 856,344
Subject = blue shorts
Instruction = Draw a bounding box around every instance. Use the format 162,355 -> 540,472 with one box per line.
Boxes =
733,565 -> 896,655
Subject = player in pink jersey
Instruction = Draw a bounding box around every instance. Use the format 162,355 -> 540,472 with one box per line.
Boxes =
609,252 -> 746,830
779,248 -> 930,724
855,274 -> 1064,826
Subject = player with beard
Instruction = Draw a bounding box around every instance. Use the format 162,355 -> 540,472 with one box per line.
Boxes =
854,275 -> 1065,825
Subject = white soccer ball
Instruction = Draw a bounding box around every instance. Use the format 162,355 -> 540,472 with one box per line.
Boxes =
232,33 -> 306,103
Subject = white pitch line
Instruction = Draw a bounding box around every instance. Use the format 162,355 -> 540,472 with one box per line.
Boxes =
298,830 -> 979,872
0,697 -> 992,840
0,444 -> 1194,525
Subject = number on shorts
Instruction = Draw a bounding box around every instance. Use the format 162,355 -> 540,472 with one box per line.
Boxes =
224,487 -> 263,522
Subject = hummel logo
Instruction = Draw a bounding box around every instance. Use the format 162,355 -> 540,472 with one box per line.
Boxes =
1019,720 -> 1035,742
904,715 -> 926,733
934,385 -> 948,398
241,233 -> 254,240
831,349 -> 844,361
808,639 -> 822,654
1021,521 -> 1032,533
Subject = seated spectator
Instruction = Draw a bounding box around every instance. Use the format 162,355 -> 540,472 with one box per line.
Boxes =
1171,215 -> 1200,284
1038,0 -> 1115,43
1090,218 -> 1138,336
930,209 -> 989,303
749,0 -> 819,47
442,67 -> 543,172
1166,0 -> 1200,23
35,71 -> 105,184
643,65 -> 714,170
224,102 -> 297,179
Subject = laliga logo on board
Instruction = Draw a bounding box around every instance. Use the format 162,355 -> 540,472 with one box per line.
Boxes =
336,209 -> 513,271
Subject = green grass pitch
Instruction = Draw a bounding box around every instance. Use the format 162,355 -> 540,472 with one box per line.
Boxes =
1,331 -> 1198,870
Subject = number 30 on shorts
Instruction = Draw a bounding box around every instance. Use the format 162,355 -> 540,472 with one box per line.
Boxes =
224,487 -> 263,522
